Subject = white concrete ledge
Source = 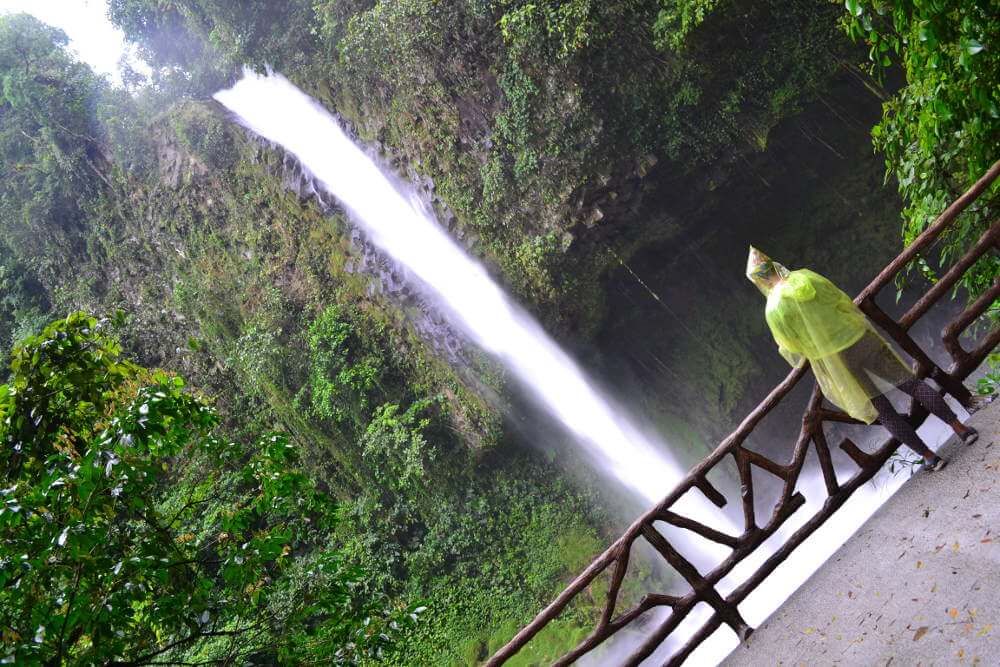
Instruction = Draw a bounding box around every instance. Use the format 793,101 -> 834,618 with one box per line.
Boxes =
723,398 -> 999,666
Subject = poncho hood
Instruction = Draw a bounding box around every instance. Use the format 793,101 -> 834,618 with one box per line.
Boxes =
746,246 -> 790,297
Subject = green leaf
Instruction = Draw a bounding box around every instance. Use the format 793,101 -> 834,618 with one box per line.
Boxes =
962,38 -> 985,56
845,0 -> 863,17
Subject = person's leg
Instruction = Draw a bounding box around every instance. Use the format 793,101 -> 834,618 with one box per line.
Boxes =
897,378 -> 978,443
869,393 -> 945,469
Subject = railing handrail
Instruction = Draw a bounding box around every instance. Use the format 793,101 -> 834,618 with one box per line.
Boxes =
487,158 -> 1000,666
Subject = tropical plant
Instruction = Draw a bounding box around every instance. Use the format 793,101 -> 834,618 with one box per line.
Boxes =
296,306 -> 385,427
0,314 -> 420,665
841,0 -> 1000,296
977,352 -> 1000,396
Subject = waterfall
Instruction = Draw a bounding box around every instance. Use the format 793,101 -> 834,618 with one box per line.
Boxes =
214,71 -> 722,517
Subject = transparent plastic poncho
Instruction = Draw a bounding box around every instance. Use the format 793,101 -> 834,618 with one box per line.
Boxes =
746,247 -> 912,424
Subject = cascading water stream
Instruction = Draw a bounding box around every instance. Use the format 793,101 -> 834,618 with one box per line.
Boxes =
214,72 -> 728,526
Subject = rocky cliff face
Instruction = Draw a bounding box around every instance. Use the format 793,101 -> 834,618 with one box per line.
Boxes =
295,0 -> 855,340
104,0 -> 852,332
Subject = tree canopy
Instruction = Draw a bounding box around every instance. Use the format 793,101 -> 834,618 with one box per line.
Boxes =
0,314 -> 419,665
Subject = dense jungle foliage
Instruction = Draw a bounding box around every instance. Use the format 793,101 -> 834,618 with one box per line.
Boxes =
0,313 -> 420,665
1,0 -> 997,664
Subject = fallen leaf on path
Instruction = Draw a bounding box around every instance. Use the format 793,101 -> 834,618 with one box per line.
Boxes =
917,560 -> 924,569
949,608 -> 960,619
913,626 -> 929,641
977,624 -> 992,637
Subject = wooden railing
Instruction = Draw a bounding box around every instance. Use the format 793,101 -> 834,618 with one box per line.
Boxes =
487,159 -> 1000,666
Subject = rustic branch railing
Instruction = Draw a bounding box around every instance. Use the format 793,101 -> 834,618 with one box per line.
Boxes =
487,158 -> 1000,666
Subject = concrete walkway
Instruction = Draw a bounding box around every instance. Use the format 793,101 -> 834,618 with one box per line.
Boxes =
723,398 -> 999,667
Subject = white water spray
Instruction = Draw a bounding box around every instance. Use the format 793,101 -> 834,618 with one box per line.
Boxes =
215,71 -> 710,511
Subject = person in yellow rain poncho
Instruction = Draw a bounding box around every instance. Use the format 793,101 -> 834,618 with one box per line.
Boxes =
746,247 -> 978,472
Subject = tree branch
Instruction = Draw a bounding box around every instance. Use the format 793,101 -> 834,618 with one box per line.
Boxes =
109,630 -> 246,667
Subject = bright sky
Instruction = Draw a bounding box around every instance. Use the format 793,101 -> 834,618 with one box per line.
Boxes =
0,0 -> 146,80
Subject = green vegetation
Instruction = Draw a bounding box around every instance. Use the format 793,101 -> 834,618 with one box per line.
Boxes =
0,15 -> 110,283
0,254 -> 49,355
0,314 -> 417,665
978,352 -> 1000,397
842,0 -> 1000,297
296,305 -> 388,427
0,14 -> 604,657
